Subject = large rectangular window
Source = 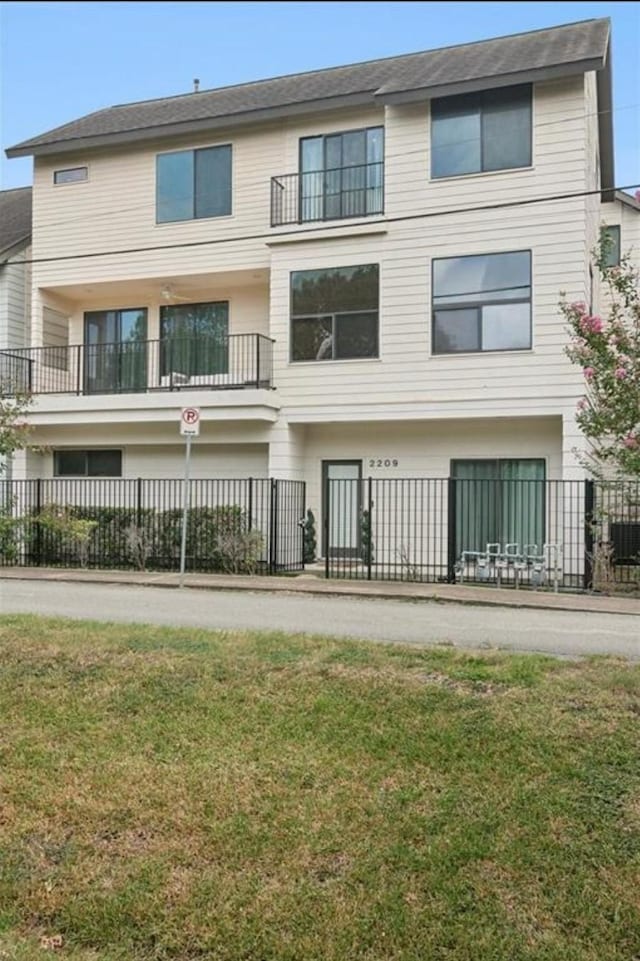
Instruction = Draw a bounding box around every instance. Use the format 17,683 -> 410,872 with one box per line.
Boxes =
431,84 -> 532,178
453,458 -> 545,556
299,127 -> 383,221
54,449 -> 122,477
290,264 -> 379,362
160,301 -> 229,377
432,251 -> 531,354
156,145 -> 232,223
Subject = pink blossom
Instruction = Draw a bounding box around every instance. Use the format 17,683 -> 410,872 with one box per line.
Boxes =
635,189 -> 640,203
577,398 -> 587,411
579,315 -> 603,334
583,367 -> 595,380
570,301 -> 587,315
624,434 -> 639,450
614,367 -> 627,380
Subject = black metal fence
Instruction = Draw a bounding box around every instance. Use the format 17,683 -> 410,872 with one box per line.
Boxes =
0,333 -> 273,396
324,476 -> 640,592
0,478 -> 305,574
271,162 -> 384,226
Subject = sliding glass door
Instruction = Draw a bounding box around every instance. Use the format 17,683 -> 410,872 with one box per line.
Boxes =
84,309 -> 147,394
300,127 -> 383,222
160,301 -> 229,380
453,459 -> 545,555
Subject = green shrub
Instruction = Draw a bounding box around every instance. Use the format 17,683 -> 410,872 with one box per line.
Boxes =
28,503 -> 265,573
303,509 -> 317,563
0,507 -> 21,564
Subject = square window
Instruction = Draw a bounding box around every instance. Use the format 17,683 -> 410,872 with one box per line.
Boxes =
433,251 -> 531,354
156,145 -> 231,223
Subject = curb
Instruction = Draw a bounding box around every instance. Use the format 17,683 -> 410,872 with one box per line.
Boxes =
1,569 -> 638,617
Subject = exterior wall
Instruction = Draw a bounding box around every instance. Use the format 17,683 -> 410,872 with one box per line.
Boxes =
300,416 -> 562,521
22,73 -> 599,484
38,443 -> 268,480
0,244 -> 31,348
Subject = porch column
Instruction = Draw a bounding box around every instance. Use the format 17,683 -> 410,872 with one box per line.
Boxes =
267,419 -> 305,480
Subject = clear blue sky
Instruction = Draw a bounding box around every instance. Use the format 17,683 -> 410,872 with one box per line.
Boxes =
0,1 -> 638,191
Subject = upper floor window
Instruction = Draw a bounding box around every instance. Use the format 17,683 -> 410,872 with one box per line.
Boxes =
53,166 -> 88,185
156,144 -> 232,223
160,301 -> 229,377
431,84 -> 532,179
291,264 -> 379,362
432,251 -> 531,354
602,225 -> 621,267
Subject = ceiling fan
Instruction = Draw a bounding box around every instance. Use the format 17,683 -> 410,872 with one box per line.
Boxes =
159,283 -> 192,303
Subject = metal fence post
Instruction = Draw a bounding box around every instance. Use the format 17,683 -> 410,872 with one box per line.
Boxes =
367,476 -> 373,581
247,477 -> 253,531
269,478 -> 278,574
324,473 -> 330,580
34,478 -> 42,567
301,480 -> 306,570
447,477 -> 457,583
136,477 -> 143,527
583,479 -> 595,591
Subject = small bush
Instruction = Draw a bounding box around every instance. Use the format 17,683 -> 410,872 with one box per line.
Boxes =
303,509 -> 317,563
37,504 -> 98,568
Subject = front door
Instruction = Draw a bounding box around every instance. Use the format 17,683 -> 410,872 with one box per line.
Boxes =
322,460 -> 362,557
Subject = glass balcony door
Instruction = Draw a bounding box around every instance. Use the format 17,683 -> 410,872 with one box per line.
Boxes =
300,127 -> 383,222
84,309 -> 148,394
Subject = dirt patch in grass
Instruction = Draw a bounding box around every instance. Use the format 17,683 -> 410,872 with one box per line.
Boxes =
0,614 -> 638,960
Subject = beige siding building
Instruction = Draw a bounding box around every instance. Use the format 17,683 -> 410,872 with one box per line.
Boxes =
3,17 -> 638,565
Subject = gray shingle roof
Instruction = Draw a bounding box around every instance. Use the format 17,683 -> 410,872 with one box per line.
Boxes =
0,187 -> 32,258
6,18 -> 609,157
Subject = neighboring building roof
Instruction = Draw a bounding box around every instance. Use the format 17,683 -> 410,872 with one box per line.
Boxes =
614,190 -> 640,212
6,18 -> 610,161
0,187 -> 32,259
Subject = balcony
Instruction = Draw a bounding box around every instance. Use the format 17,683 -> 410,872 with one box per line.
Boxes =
0,333 -> 273,397
270,162 -> 384,227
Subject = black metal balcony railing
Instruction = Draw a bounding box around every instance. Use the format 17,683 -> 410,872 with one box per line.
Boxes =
0,334 -> 274,396
271,162 -> 384,227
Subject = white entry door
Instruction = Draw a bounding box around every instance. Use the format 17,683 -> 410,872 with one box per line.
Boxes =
323,461 -> 362,557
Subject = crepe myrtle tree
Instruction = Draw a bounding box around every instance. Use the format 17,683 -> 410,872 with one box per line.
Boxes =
561,218 -> 640,478
0,390 -> 32,472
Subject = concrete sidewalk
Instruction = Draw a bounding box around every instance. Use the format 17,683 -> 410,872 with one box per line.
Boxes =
1,566 -> 638,617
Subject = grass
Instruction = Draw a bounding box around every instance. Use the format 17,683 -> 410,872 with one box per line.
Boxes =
0,615 -> 639,960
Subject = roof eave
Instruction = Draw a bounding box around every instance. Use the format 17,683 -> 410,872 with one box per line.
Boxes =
5,91 -> 379,159
597,48 -> 615,201
375,56 -> 605,104
0,233 -> 31,263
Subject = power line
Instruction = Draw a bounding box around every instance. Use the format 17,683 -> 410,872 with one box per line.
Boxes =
14,182 -> 639,267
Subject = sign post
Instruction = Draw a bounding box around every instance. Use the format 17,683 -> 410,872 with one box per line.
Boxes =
179,407 -> 200,588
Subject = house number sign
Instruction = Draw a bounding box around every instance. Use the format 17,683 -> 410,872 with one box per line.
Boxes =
368,458 -> 399,468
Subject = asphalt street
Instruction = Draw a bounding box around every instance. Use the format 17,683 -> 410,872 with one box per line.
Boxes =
1,579 -> 638,658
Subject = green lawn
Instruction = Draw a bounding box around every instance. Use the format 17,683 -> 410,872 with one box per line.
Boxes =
0,616 -> 638,960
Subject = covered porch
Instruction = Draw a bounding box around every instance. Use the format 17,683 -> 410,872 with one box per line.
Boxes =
1,268 -> 273,395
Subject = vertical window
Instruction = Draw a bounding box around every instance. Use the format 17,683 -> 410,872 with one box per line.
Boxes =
431,85 -> 532,178
602,225 -> 621,267
160,301 -> 229,377
453,459 -> 545,556
54,450 -> 122,477
290,264 -> 379,361
432,251 -> 531,353
156,145 -> 232,222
